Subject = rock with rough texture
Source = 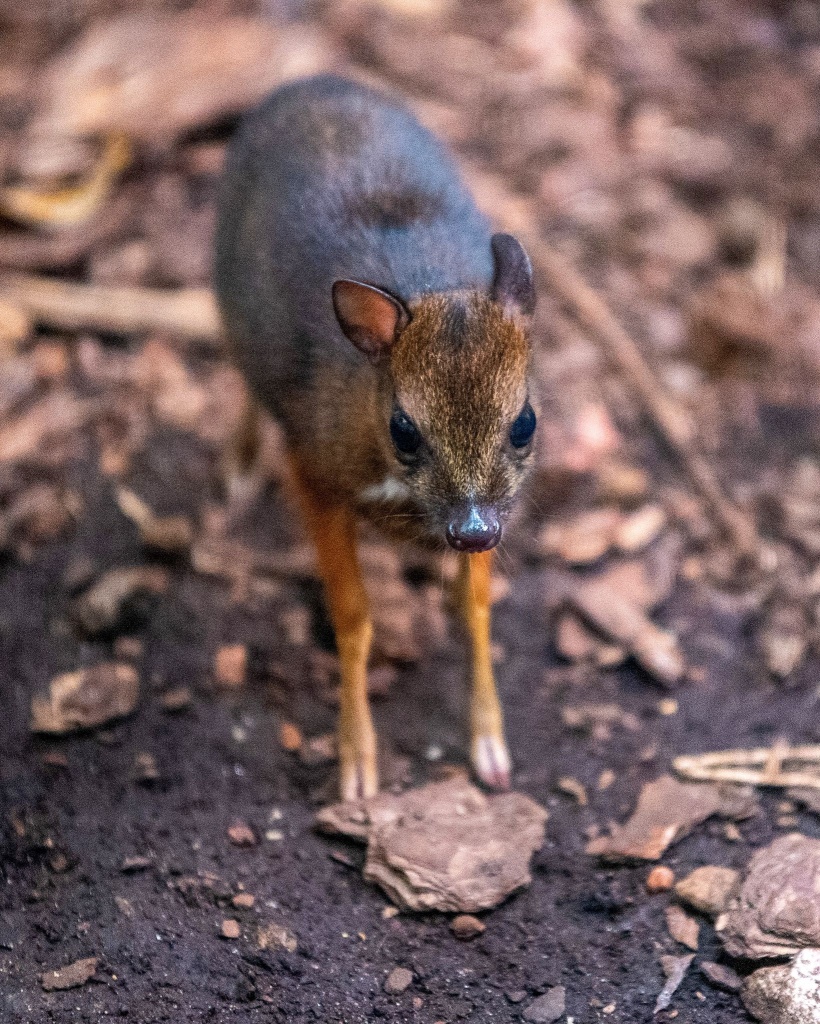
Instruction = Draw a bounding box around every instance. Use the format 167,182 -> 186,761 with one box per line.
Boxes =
722,834 -> 820,959
316,777 -> 547,912
586,775 -> 754,862
675,865 -> 740,918
384,967 -> 413,995
31,663 -> 139,734
523,986 -> 566,1023
41,957 -> 98,991
742,949 -> 820,1024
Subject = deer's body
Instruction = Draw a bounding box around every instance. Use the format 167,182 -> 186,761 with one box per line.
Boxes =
215,75 -> 537,800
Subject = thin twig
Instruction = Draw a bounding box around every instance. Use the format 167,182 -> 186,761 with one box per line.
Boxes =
674,744 -> 820,789
0,274 -> 222,345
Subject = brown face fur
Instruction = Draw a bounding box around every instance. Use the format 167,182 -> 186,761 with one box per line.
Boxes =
378,291 -> 535,540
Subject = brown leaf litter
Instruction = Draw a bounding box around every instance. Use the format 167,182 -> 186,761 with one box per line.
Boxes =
654,954 -> 695,1015
31,662 -> 139,734
586,774 -> 756,862
316,776 -> 547,913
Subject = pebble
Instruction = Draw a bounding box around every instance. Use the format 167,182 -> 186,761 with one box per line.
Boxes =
279,721 -> 302,752
646,865 -> 675,892
215,644 -> 247,688
384,967 -> 414,995
257,922 -> 297,953
220,918 -> 241,939
232,892 -> 255,909
159,686 -> 192,712
227,821 -> 257,847
450,914 -> 485,939
523,986 -> 566,1023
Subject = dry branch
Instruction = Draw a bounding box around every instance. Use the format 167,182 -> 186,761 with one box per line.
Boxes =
674,744 -> 820,790
0,274 -> 222,344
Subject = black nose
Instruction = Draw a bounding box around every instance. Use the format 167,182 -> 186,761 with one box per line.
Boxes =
446,506 -> 502,553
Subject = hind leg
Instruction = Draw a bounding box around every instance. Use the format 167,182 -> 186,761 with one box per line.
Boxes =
454,550 -> 511,790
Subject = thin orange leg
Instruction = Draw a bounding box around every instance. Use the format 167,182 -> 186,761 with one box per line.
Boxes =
454,550 -> 511,790
289,460 -> 377,801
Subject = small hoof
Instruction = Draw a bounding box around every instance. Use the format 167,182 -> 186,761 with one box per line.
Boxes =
472,734 -> 511,791
340,759 -> 379,802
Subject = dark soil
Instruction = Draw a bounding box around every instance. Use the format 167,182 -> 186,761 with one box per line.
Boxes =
3,1 -> 820,1022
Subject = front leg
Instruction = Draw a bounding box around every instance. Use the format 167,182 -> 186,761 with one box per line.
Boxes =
454,550 -> 511,790
289,461 -> 377,801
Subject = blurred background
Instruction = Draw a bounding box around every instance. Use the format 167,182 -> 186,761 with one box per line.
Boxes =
3,2 -> 820,1022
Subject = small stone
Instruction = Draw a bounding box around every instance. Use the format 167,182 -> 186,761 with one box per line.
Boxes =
159,686 -> 192,712
450,914 -> 485,939
506,990 -> 528,1004
614,504 -> 666,553
114,636 -> 143,660
382,906 -> 400,919
523,985 -> 566,1023
120,854 -> 152,873
298,732 -> 337,766
384,967 -> 414,995
215,644 -> 248,688
227,821 -> 256,847
40,957 -> 98,992
232,892 -> 255,909
742,948 -> 820,1023
279,721 -> 302,752
257,922 -> 297,953
665,904 -> 700,950
220,918 -> 241,939
133,751 -> 159,783
556,777 -> 588,806
700,961 -> 743,994
675,865 -> 739,919
722,834 -> 820,959
646,866 -> 675,893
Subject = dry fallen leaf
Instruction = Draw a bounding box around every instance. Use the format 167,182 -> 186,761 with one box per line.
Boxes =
654,954 -> 694,1014
31,14 -> 334,147
31,663 -> 139,734
665,904 -> 700,950
586,775 -> 755,862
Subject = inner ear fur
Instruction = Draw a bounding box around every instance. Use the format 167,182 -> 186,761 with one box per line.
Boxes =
332,279 -> 410,362
491,233 -> 535,316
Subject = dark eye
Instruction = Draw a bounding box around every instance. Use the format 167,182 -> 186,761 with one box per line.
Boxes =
510,401 -> 536,448
390,408 -> 422,456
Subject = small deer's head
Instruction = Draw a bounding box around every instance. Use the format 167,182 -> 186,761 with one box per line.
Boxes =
333,233 -> 537,551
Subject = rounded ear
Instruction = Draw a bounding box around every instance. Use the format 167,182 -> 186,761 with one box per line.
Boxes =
491,233 -> 535,316
332,280 -> 410,362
